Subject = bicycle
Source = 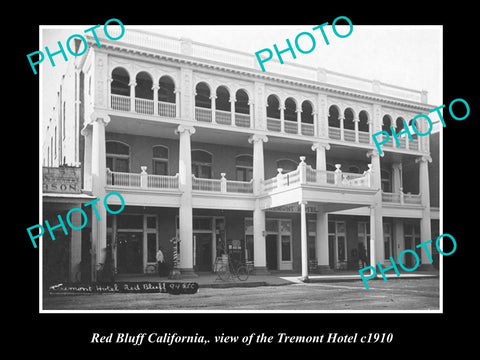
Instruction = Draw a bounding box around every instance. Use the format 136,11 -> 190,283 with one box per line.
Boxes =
214,255 -> 250,282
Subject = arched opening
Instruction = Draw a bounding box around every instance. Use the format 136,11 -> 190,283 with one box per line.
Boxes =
111,67 -> 130,111
408,119 -> 419,150
192,150 -> 213,179
195,82 -> 211,122
301,100 -> 314,136
381,169 -> 391,192
158,75 -> 176,117
236,154 -> 253,181
358,110 -> 370,143
266,94 -> 281,131
215,86 -> 231,125
152,145 -> 169,175
135,71 -> 154,114
344,108 -> 355,141
382,115 -> 393,147
284,97 -> 298,134
235,89 -> 250,128
328,105 -> 341,139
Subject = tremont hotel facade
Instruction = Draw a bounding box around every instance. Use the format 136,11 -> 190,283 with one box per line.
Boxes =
42,27 -> 440,284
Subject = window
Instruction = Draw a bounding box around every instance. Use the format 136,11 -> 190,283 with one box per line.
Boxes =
106,141 -> 130,172
301,101 -> 314,124
236,154 -> 253,181
308,220 -> 316,261
152,145 -> 168,175
147,233 -> 157,263
384,222 -> 393,259
358,110 -> 369,132
328,105 -> 340,128
381,169 -> 391,192
192,150 -> 212,179
280,220 -> 292,262
235,90 -> 249,114
344,108 -> 355,130
135,71 -> 153,100
216,86 -> 230,112
284,97 -> 297,122
382,115 -> 392,135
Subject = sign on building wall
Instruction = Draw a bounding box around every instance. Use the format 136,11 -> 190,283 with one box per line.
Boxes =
43,166 -> 82,194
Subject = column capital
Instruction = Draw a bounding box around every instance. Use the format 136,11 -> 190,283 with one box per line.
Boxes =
366,149 -> 384,159
209,94 -> 217,100
311,142 -> 331,152
128,81 -> 136,87
89,111 -> 111,126
229,96 -> 236,103
415,155 -> 432,164
175,124 -> 196,136
151,84 -> 160,91
248,134 -> 268,144
299,200 -> 308,206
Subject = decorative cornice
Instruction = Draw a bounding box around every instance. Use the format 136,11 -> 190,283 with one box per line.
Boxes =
94,43 -> 433,113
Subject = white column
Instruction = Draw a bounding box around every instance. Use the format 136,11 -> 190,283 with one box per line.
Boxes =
230,96 -> 236,126
175,125 -> 197,276
311,142 -> 330,184
248,100 -> 254,128
416,155 -> 433,269
369,206 -> 377,274
279,105 -> 285,133
339,116 -> 345,140
81,125 -> 92,191
248,134 -> 269,273
129,81 -> 136,113
354,116 -> 359,142
300,201 -> 309,281
90,112 -> 110,281
174,88 -> 180,118
315,206 -> 331,272
367,149 -> 385,265
210,94 -> 217,124
152,84 -> 159,115
296,108 -> 302,135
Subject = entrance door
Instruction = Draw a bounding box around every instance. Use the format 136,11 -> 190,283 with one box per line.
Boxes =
195,233 -> 213,272
116,232 -> 143,274
266,234 -> 278,270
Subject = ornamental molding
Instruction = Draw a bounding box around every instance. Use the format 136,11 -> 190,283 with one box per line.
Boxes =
99,44 -> 433,113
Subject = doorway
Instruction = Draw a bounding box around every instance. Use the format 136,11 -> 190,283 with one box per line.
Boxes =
116,232 -> 143,274
195,233 -> 213,271
266,234 -> 278,270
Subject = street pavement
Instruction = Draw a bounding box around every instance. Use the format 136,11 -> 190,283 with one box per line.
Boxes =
43,277 -> 439,311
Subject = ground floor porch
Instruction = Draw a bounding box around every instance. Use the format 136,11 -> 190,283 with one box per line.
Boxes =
42,202 -> 439,286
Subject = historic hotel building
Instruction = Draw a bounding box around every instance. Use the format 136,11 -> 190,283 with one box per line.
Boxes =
42,28 -> 440,282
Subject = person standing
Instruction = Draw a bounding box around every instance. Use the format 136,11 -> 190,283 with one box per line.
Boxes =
358,243 -> 369,268
156,248 -> 165,277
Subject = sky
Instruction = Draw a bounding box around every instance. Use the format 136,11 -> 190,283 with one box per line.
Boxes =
40,24 -> 442,128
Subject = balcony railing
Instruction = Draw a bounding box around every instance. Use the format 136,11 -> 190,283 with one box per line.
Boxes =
192,174 -> 253,194
195,107 -> 251,128
262,158 -> 372,193
267,117 -> 281,132
111,94 -> 177,119
382,190 -> 422,205
106,168 -> 179,190
301,123 -> 315,136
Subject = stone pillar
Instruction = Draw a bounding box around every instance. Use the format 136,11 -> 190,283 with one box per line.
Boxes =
300,201 -> 309,281
81,125 -> 93,191
90,112 -> 110,281
416,155 -> 434,269
353,115 -> 359,143
315,205 -> 331,273
339,115 -> 345,140
174,88 -> 180,118
129,81 -> 136,113
311,142 -> 330,185
230,96 -> 236,126
152,84 -> 159,115
248,100 -> 254,128
254,81 -> 266,130
296,108 -> 302,135
393,219 -> 404,260
248,134 -> 269,274
175,125 -> 197,276
179,68 -> 193,120
367,149 -> 385,265
279,104 -> 285,133
210,94 -> 217,124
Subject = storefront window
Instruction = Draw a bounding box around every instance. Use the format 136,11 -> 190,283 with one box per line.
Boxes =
147,233 -> 157,263
281,235 -> 291,261
117,214 -> 143,229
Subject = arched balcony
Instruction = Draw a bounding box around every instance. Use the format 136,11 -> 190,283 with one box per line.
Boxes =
109,67 -> 177,118
266,94 -> 281,132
